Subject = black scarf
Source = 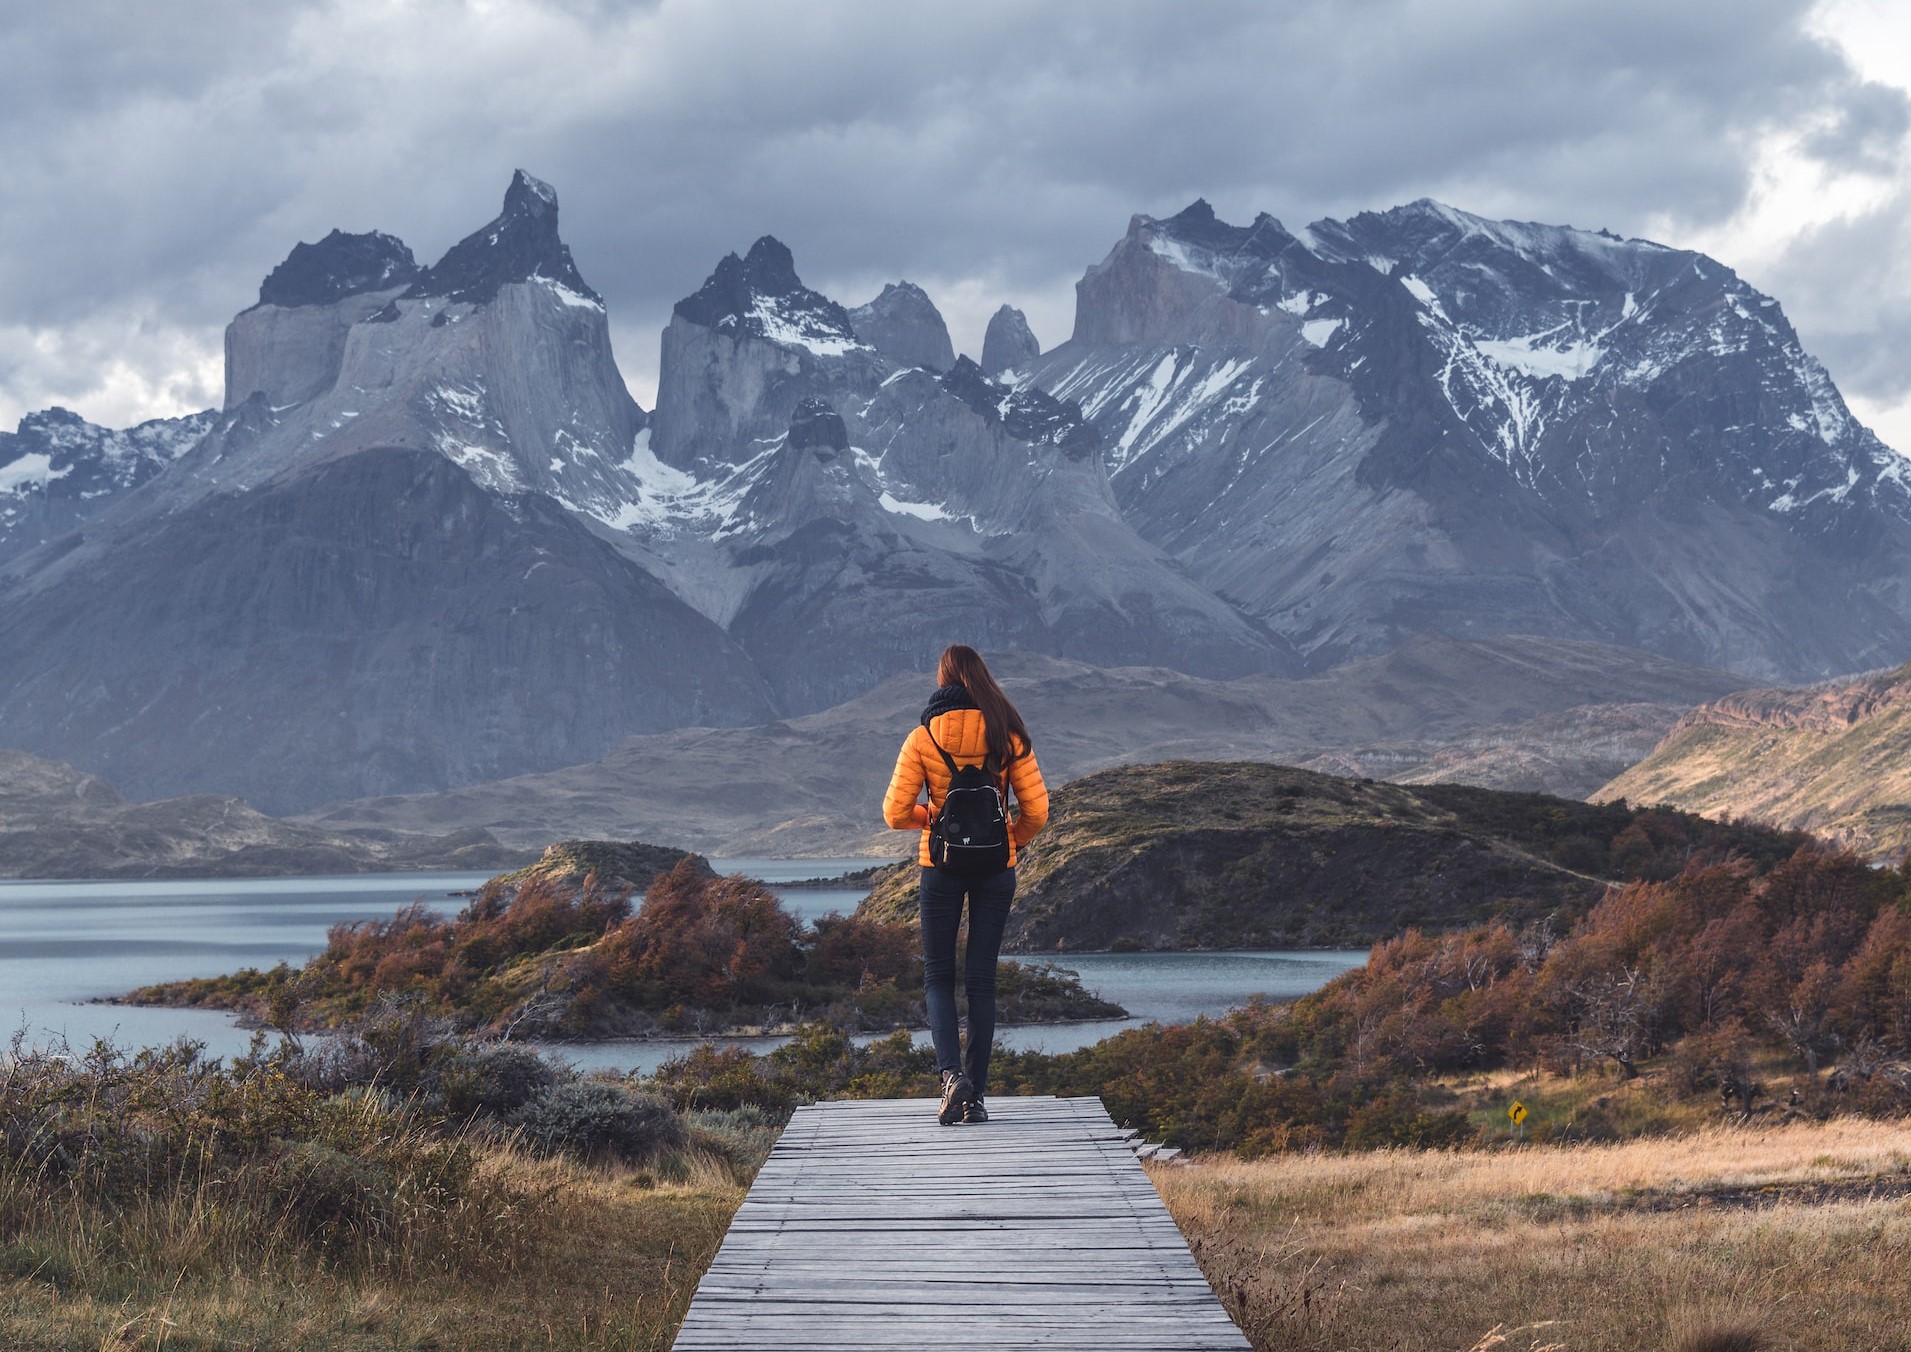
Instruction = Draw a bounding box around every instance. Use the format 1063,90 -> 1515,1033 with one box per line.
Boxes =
920,683 -> 977,726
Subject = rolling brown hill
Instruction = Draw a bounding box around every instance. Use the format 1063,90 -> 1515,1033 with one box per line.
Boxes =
856,760 -> 1809,951
1596,662 -> 1911,860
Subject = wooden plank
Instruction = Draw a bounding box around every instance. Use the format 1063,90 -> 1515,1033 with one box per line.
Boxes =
669,1095 -> 1247,1351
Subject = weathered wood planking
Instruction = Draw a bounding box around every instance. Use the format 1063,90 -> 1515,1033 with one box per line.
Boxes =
671,1095 -> 1249,1351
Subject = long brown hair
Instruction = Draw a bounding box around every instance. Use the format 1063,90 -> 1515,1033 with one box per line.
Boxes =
937,644 -> 1030,773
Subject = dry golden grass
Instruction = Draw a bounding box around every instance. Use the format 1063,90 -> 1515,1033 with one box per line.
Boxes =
1154,1118 -> 1911,1352
0,1147 -> 744,1352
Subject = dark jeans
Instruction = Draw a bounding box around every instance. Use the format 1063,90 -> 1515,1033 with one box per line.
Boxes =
918,864 -> 1016,1096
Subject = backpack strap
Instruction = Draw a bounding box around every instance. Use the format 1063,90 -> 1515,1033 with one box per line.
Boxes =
921,721 -> 963,779
922,719 -> 1010,799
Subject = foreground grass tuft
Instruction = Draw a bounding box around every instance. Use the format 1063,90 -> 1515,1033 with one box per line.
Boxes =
1,1161 -> 742,1350
0,1028 -> 771,1350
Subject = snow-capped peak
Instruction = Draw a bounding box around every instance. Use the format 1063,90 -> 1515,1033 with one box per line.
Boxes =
0,405 -> 216,556
674,237 -> 868,356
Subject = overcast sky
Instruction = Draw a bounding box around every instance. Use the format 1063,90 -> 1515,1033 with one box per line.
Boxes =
6,0 -> 1911,448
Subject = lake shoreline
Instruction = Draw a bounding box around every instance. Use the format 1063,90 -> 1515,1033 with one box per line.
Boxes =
4,869 -> 1366,1070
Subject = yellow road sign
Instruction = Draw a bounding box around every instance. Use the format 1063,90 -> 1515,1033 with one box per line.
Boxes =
1508,1100 -> 1528,1125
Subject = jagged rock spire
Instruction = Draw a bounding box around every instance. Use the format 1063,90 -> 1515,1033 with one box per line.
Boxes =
981,305 -> 1040,376
406,170 -> 600,306
849,281 -> 955,371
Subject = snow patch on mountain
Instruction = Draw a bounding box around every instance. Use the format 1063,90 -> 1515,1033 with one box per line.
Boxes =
878,491 -> 954,521
1471,331 -> 1606,381
542,277 -> 605,312
1300,319 -> 1343,349
430,382 -> 488,424
749,296 -> 868,356
0,406 -> 217,555
0,453 -> 65,495
439,440 -> 527,494
1795,352 -> 1857,445
1147,234 -> 1221,280
1040,345 -> 1268,480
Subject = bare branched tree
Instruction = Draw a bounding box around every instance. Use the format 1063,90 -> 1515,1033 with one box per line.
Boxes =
1768,961 -> 1840,1074
1567,965 -> 1659,1079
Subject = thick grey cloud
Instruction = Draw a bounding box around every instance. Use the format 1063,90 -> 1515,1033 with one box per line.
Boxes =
2,0 -> 1907,434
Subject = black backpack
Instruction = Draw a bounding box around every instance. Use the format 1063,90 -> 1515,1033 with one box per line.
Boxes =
924,723 -> 1011,876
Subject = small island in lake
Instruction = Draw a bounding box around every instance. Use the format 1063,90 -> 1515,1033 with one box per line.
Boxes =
123,839 -> 1124,1037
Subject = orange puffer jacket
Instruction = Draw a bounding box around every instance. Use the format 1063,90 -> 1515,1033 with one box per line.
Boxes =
882,707 -> 1049,868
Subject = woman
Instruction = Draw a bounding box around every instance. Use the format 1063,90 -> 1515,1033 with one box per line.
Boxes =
883,644 -> 1049,1125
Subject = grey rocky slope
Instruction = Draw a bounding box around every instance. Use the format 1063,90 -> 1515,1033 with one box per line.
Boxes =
0,172 -> 773,811
0,750 -> 529,878
1021,199 -> 1911,680
301,634 -> 1743,855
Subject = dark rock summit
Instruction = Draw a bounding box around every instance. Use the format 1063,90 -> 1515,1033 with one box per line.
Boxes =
981,304 -> 1040,375
672,235 -> 858,343
651,235 -> 880,474
787,397 -> 849,457
406,169 -> 600,306
848,281 -> 956,371
254,230 -> 420,309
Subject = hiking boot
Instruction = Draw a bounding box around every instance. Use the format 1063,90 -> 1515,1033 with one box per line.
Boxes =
937,1069 -> 974,1126
962,1094 -> 989,1125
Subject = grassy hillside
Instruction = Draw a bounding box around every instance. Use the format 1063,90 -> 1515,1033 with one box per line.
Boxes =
1598,662 -> 1911,861
860,761 -> 1809,950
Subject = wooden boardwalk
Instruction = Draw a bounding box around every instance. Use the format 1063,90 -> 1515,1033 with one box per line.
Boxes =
672,1095 -> 1250,1351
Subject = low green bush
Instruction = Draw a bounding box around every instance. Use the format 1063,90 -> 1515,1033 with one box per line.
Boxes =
435,1041 -> 558,1118
508,1081 -> 685,1163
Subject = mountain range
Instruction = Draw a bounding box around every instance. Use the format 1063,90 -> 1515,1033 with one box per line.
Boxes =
2,172 -> 1907,815
1029,199 -> 1911,675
